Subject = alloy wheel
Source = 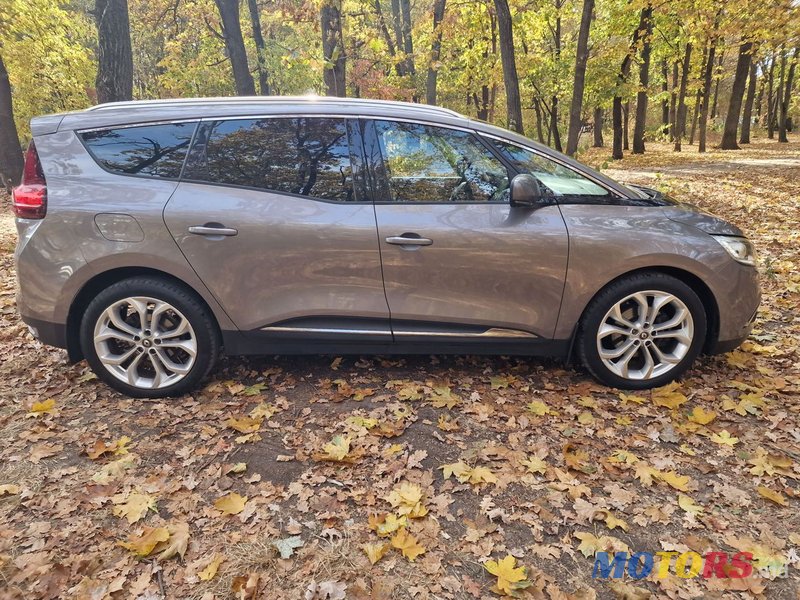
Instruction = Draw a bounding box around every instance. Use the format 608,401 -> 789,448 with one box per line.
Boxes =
93,296 -> 197,390
596,290 -> 694,381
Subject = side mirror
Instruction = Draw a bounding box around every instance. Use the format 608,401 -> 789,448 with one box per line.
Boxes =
510,173 -> 543,208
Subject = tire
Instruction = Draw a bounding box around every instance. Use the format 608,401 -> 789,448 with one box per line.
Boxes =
79,276 -> 220,398
577,272 -> 707,390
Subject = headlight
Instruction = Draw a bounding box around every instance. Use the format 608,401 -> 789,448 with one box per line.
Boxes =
711,235 -> 756,266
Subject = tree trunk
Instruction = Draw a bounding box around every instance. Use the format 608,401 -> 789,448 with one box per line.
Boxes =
593,107 -> 604,147
321,0 -> 346,97
425,0 -> 446,105
661,57 -> 675,135
494,0 -> 523,133
673,42 -> 692,151
373,0 -> 400,75
710,49 -> 723,120
698,17 -> 721,153
779,47 -> 799,142
0,55 -> 23,188
720,40 -> 753,149
247,0 -> 270,95
623,101 -> 630,150
632,4 -> 653,154
399,0 -> 415,78
755,60 -> 766,121
214,0 -> 256,96
565,0 -> 594,156
94,0 -> 133,103
766,55 -> 776,136
773,49 -> 786,140
612,8 -> 646,159
550,13 -> 562,151
740,57 -> 758,144
533,98 -> 545,142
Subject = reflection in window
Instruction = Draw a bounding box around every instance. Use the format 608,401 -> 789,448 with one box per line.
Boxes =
493,140 -> 609,197
187,117 -> 354,202
375,121 -> 509,203
82,122 -> 197,179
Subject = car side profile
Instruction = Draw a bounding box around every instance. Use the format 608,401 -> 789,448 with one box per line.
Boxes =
13,97 -> 760,398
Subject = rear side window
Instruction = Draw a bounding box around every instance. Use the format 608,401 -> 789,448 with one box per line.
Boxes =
183,117 -> 355,202
81,122 -> 197,179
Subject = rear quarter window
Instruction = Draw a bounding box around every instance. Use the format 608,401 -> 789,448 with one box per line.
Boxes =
81,122 -> 197,179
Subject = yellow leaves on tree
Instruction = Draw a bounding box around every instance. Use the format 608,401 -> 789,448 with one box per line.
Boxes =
385,481 -> 428,518
483,555 -> 531,597
112,491 -> 157,524
440,461 -> 497,486
390,528 -> 426,562
214,492 -> 248,516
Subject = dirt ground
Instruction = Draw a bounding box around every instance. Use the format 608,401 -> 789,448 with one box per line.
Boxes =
0,137 -> 798,600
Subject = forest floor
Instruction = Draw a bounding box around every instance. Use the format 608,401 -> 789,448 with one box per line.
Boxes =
0,137 -> 799,600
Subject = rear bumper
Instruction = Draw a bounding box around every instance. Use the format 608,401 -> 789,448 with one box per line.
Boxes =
20,315 -> 69,349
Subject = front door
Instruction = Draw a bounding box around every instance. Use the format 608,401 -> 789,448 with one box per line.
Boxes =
164,116 -> 391,341
366,119 -> 569,342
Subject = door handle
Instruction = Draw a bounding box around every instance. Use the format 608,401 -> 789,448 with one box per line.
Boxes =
188,225 -> 238,237
385,234 -> 433,247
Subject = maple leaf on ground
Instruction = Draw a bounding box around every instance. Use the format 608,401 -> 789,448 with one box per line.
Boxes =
608,581 -> 650,600
86,436 -> 131,460
574,532 -> 629,557
656,470 -> 691,492
386,482 -> 428,518
232,573 -> 260,599
119,526 -> 170,557
651,382 -> 688,409
0,485 -> 20,496
678,494 -> 703,515
520,456 -> 548,475
198,554 -> 225,581
157,521 -> 190,560
111,491 -> 157,524
362,542 -> 390,565
305,580 -> 347,600
688,406 -> 717,425
756,486 -> 787,506
710,430 -> 739,446
440,461 -> 497,486
390,529 -> 426,561
215,492 -> 248,515
28,398 -> 56,416
273,535 -> 304,559
313,435 -> 359,462
91,454 -> 138,484
526,400 -> 553,416
225,415 -> 263,434
483,555 -> 531,597
368,513 -> 408,537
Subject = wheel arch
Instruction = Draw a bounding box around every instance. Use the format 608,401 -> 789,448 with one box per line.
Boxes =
66,267 -> 224,362
567,265 -> 720,362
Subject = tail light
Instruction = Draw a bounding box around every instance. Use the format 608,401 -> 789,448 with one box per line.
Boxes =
12,141 -> 47,219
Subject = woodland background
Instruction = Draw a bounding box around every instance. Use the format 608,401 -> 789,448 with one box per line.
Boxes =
0,0 -> 799,188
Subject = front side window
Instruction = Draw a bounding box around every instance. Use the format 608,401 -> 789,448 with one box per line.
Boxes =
81,122 -> 197,179
374,120 -> 509,203
184,117 -> 355,202
493,140 -> 610,197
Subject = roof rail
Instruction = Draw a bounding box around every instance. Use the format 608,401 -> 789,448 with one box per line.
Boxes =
85,96 -> 464,118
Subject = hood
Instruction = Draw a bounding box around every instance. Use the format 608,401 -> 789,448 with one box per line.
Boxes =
662,202 -> 744,237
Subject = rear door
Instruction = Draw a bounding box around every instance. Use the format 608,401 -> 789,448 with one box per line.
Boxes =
366,119 -> 570,342
164,116 -> 391,340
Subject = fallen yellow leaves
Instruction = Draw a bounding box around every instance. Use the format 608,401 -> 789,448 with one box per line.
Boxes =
225,416 -> 263,434
86,436 -> 132,460
313,435 -> 360,462
390,528 -> 426,561
112,491 -> 157,524
368,513 -> 407,537
386,482 -> 428,518
28,398 -> 55,416
688,406 -> 717,425
215,492 -> 248,515
484,555 -> 531,597
198,554 -> 225,581
651,382 -> 688,409
118,523 -> 189,560
574,531 -> 630,557
362,542 -> 390,565
710,430 -> 739,446
520,455 -> 548,475
440,461 -> 497,486
0,484 -> 20,496
756,486 -> 787,506
748,447 -> 794,477
526,400 -> 553,416
633,463 -> 691,492
678,494 -> 704,515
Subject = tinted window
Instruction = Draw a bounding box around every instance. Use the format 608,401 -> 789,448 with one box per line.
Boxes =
375,120 -> 509,203
185,117 -> 355,202
82,122 -> 197,179
493,140 -> 609,197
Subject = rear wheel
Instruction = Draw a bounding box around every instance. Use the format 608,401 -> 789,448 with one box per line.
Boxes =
80,277 -> 220,398
578,273 -> 707,389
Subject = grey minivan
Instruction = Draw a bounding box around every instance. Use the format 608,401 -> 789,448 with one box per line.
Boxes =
13,97 -> 760,397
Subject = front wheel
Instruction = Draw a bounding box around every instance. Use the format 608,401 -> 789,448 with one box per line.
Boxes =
578,273 -> 707,390
80,277 -> 220,398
